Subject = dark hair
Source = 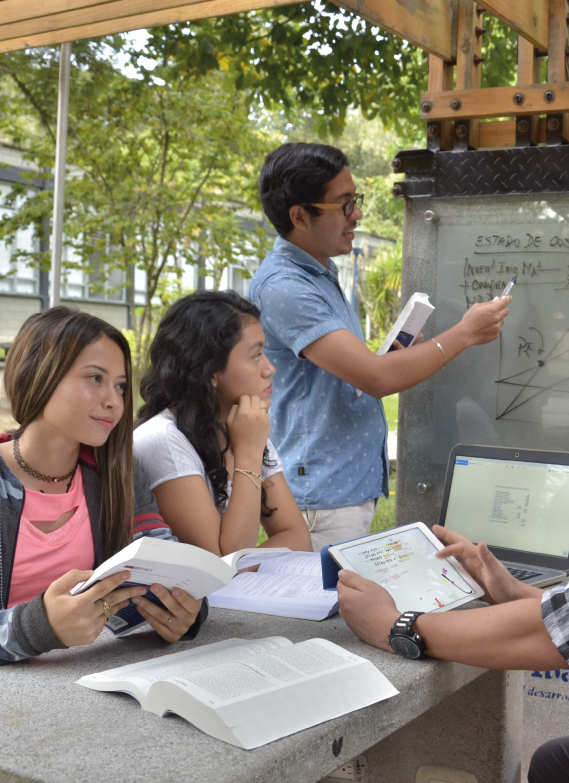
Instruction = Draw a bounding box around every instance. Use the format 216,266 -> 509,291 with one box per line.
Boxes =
4,306 -> 134,558
259,142 -> 349,237
138,290 -> 275,516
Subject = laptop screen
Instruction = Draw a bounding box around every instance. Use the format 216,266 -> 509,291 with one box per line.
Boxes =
442,451 -> 569,559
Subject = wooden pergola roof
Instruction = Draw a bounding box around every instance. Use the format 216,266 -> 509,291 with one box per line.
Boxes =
0,0 -> 545,58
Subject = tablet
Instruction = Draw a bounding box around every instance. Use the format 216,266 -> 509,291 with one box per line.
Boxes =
328,522 -> 484,612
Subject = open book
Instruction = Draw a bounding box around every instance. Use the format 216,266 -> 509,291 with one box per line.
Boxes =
76,636 -> 398,749
70,538 -> 292,636
207,552 -> 338,620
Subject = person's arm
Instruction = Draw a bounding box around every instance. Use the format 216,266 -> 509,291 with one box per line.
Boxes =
432,525 -> 542,604
258,472 -> 313,551
132,463 -> 205,640
0,570 -> 149,663
302,297 -> 511,399
152,396 -> 270,556
336,570 -> 566,671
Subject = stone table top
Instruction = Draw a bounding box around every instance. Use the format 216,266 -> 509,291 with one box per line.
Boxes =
0,607 -> 486,783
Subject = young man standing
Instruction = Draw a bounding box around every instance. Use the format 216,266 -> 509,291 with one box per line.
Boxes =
247,143 -> 510,551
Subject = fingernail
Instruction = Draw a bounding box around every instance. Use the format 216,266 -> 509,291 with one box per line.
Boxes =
151,585 -> 161,595
173,589 -> 181,597
338,570 -> 348,578
122,572 -> 130,579
133,597 -> 141,605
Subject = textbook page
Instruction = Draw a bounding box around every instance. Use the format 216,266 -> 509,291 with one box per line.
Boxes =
76,637 -> 291,704
257,551 -> 322,577
207,571 -> 339,620
223,547 -> 292,570
150,638 -> 399,749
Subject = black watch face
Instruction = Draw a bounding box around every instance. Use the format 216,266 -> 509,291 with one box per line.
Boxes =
389,634 -> 423,659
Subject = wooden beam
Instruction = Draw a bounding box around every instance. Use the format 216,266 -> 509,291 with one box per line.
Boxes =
0,0 -> 219,41
0,0 -> 118,27
420,82 -> 569,121
0,0 -> 303,53
478,118 -> 547,147
477,1 -> 548,52
331,0 -> 454,61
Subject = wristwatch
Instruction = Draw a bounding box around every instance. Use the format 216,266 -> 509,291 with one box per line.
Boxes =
388,611 -> 426,660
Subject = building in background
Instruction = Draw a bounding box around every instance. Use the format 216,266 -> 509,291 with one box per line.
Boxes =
0,142 -> 395,344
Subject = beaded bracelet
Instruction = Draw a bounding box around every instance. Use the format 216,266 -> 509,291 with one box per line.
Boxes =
233,468 -> 263,490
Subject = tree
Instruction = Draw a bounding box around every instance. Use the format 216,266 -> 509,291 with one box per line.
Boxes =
358,240 -> 402,347
0,45 -> 276,384
141,4 -> 518,139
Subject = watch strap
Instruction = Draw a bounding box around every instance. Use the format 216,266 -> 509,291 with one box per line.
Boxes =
390,611 -> 424,636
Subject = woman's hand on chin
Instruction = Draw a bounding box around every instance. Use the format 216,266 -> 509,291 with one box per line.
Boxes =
226,395 -> 270,466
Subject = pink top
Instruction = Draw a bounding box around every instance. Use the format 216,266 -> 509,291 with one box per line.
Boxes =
8,469 -> 96,608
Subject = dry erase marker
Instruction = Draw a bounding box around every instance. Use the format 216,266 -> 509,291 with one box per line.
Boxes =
500,274 -> 516,298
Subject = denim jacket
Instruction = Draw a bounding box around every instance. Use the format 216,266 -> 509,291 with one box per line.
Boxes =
0,436 -> 207,663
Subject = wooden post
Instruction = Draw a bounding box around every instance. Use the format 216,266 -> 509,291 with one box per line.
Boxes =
546,0 -> 569,142
454,0 -> 481,149
427,54 -> 454,150
517,36 -> 541,144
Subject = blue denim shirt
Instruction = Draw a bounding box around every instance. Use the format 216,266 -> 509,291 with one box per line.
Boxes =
247,236 -> 389,510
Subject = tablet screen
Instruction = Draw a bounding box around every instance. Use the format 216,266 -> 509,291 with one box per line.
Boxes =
339,527 -> 475,611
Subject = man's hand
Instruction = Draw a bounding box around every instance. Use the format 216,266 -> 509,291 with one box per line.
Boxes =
432,525 -> 539,604
457,296 -> 510,347
337,570 -> 400,652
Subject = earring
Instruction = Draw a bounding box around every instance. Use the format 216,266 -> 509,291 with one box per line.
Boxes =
212,379 -> 217,388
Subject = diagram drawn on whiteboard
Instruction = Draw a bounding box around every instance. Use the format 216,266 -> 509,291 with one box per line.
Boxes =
496,321 -> 569,425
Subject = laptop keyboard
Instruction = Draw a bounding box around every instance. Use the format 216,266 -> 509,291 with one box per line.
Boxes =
506,566 -> 541,581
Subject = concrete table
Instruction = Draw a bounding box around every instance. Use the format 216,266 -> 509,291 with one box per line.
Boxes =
0,607 -> 522,783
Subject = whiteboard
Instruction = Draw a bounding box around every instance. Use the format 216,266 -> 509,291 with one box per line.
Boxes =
432,218 -> 569,461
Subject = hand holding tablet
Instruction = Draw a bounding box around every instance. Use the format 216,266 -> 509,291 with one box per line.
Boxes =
327,522 -> 483,613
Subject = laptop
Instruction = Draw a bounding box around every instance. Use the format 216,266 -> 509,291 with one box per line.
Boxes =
438,444 -> 569,588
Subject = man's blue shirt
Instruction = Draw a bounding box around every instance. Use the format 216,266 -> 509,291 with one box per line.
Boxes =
247,236 -> 389,510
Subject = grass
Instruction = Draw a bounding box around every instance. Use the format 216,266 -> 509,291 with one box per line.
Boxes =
382,393 -> 398,431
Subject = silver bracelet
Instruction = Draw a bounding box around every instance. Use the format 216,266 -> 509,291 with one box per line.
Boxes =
431,338 -> 447,369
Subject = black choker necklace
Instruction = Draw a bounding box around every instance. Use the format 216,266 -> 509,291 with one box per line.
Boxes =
13,438 -> 77,484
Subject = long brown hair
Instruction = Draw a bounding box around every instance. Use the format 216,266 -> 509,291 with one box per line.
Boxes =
4,306 -> 134,557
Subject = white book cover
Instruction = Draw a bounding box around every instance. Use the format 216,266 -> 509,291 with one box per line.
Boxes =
377,292 -> 434,355
70,539 -> 292,636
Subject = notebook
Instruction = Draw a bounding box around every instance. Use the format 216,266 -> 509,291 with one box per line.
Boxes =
438,444 -> 569,588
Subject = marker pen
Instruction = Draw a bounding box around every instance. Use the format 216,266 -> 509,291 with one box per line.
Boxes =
500,274 -> 516,298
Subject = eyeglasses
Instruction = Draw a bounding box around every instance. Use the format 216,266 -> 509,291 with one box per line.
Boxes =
301,193 -> 364,218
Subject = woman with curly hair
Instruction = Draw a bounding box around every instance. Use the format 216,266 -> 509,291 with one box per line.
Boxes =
134,291 -> 311,556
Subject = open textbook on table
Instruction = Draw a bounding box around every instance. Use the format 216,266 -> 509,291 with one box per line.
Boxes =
207,551 -> 339,620
70,538 -> 292,635
76,636 -> 398,749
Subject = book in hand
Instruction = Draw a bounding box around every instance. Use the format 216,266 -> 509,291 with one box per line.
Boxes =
76,636 -> 398,749
207,551 -> 339,621
70,538 -> 292,637
377,292 -> 435,355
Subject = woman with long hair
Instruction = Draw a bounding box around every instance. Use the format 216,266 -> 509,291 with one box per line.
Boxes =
134,291 -> 312,556
0,306 -> 206,663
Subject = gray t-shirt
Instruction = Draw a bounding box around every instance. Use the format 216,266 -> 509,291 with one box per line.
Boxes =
133,409 -> 283,508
